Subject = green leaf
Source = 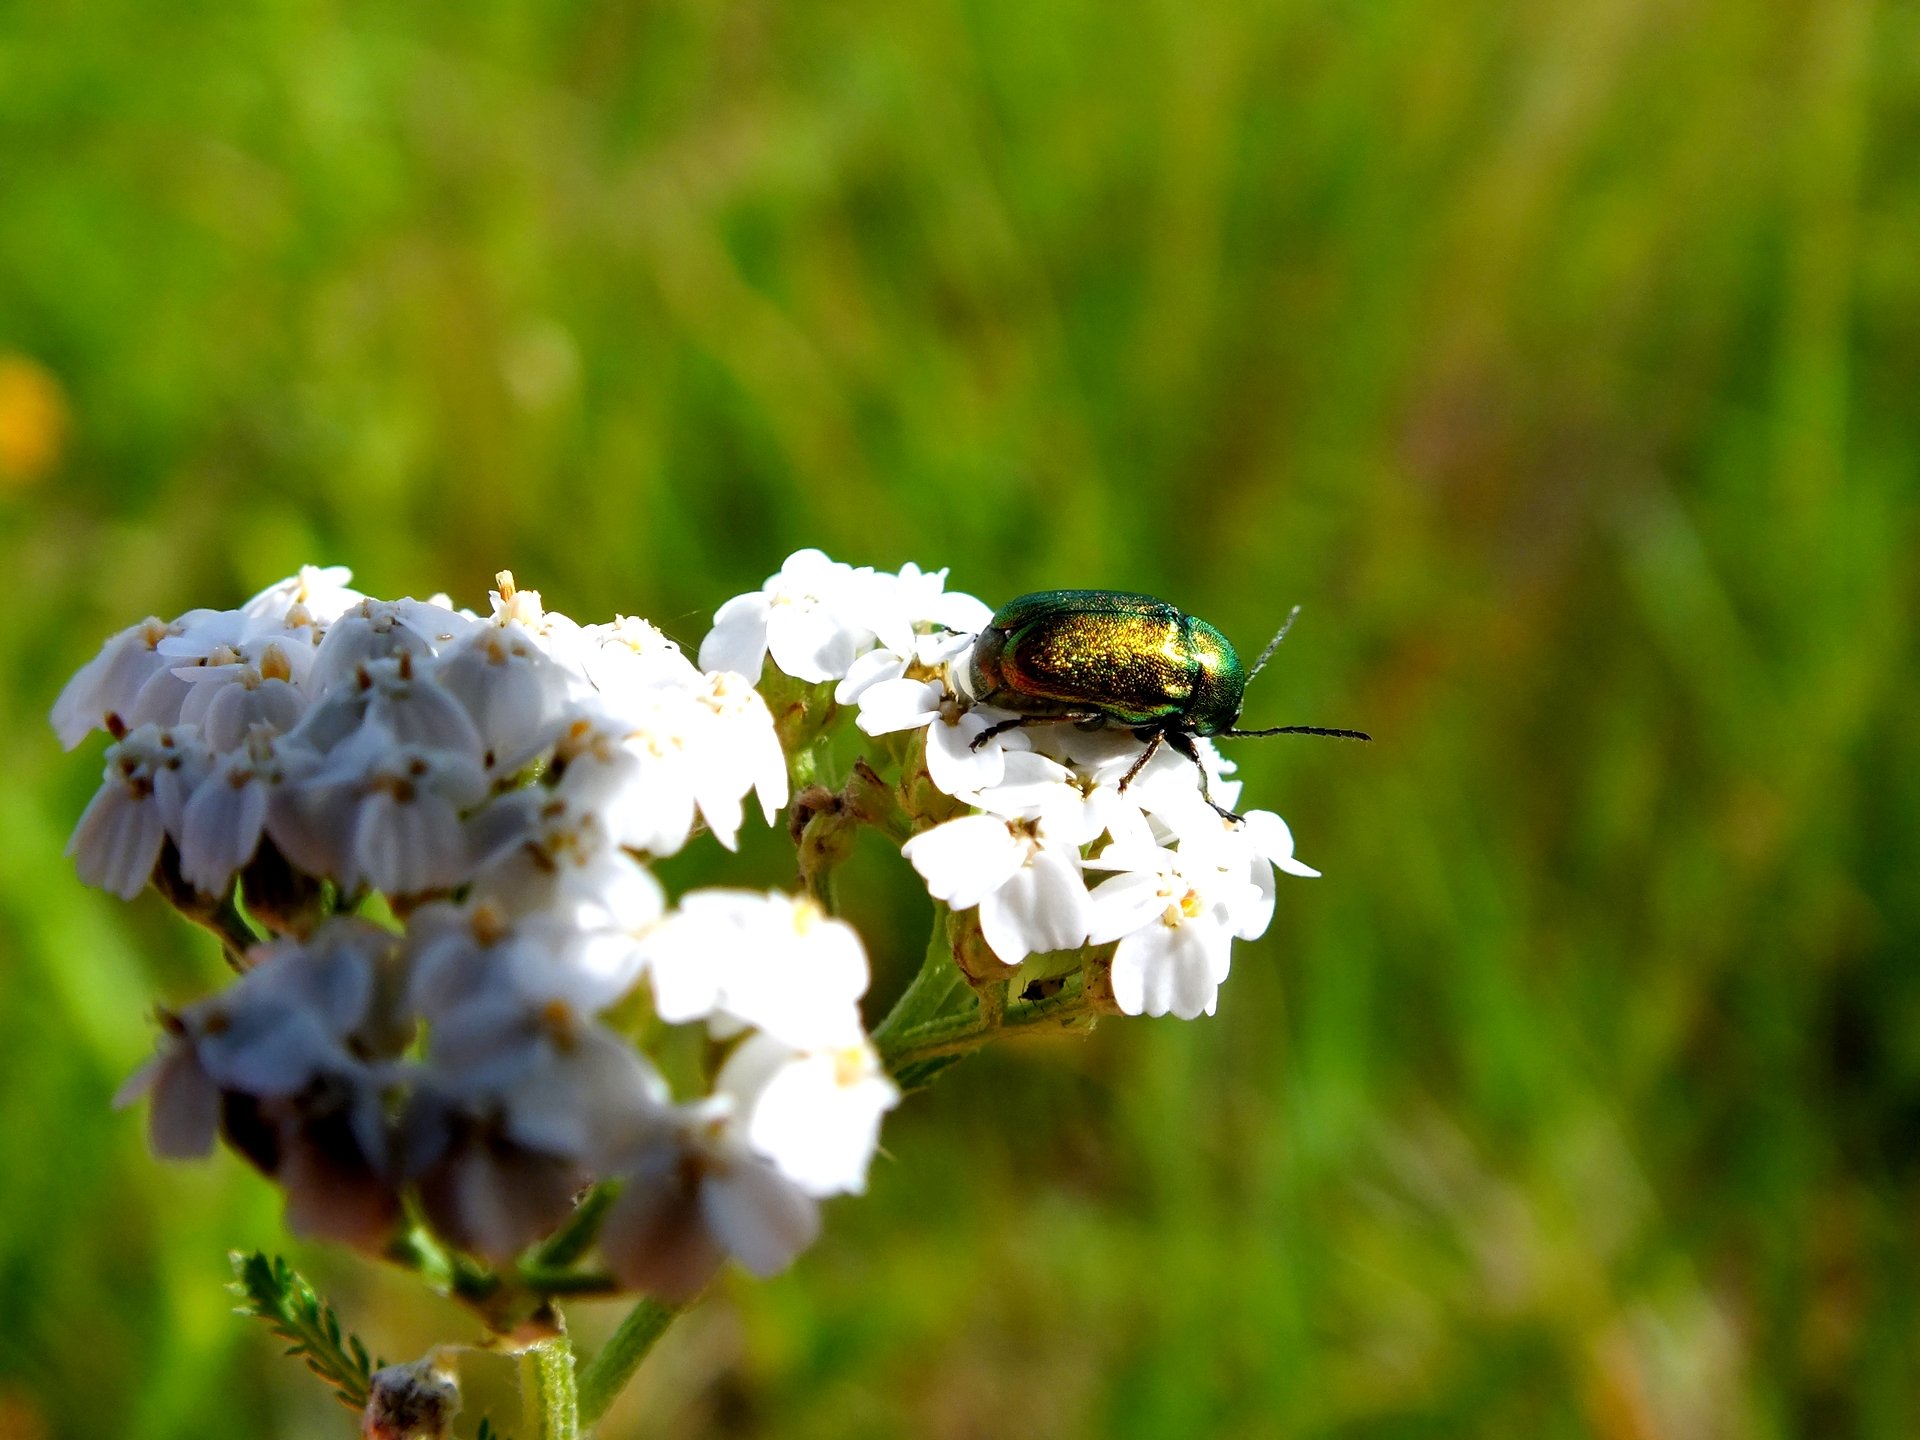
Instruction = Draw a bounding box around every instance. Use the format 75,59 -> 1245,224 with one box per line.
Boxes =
227,1250 -> 385,1413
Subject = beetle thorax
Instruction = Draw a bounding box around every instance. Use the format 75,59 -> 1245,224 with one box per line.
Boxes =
1181,619 -> 1246,736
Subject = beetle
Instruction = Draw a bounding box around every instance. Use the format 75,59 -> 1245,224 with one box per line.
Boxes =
952,589 -> 1368,817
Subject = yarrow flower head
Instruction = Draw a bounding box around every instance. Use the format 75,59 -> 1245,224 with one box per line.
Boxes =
681,556 -> 1343,1024
57,550 -> 1354,1429
65,565 -> 893,1296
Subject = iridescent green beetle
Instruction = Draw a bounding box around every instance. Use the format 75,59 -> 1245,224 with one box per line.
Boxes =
953,590 -> 1368,816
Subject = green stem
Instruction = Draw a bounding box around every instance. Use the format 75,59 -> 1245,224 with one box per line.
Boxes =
789,737 -> 826,791
577,1299 -> 683,1430
844,757 -> 915,843
150,854 -> 262,971
517,1269 -> 620,1298
385,1223 -> 455,1290
878,970 -> 1104,1076
792,791 -> 858,913
386,1220 -> 501,1309
869,904 -> 968,1052
529,1184 -> 613,1270
202,895 -> 262,970
522,1331 -> 579,1440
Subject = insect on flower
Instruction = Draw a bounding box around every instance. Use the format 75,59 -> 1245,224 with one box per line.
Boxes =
953,590 -> 1369,818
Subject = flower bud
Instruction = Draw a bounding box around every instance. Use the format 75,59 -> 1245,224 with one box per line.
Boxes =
361,1350 -> 460,1440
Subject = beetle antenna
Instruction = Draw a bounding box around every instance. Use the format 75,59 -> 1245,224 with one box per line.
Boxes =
1247,605 -> 1302,685
1222,725 -> 1372,741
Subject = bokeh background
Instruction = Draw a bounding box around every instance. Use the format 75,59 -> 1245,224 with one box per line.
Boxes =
3,1 -> 1916,1435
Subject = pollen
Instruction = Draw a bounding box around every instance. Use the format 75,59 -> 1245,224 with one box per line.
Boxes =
833,1047 -> 869,1087
469,902 -> 509,946
538,999 -> 578,1049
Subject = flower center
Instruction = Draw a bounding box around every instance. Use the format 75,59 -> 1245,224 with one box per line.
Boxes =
832,1046 -> 869,1087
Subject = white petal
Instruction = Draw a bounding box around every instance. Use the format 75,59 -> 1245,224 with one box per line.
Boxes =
932,591 -> 995,634
766,604 -> 859,683
543,929 -> 648,1013
1239,808 -> 1320,878
367,682 -> 486,764
242,565 -> 361,626
701,1159 -> 821,1277
149,748 -> 213,838
201,1007 -> 340,1095
722,905 -> 871,1050
141,1050 -> 221,1158
1235,861 -> 1277,942
278,921 -> 386,1033
264,781 -> 357,882
178,771 -> 268,895
901,815 -> 1025,910
977,847 -> 1089,964
915,628 -> 976,668
67,784 -> 166,900
600,1165 -> 727,1301
636,919 -> 728,1025
690,773 -> 747,852
126,667 -> 192,730
748,723 -> 790,824
855,677 -> 943,737
834,648 -> 907,705
725,1039 -> 897,1197
51,623 -> 169,748
503,1028 -> 663,1162
153,607 -> 245,659
971,750 -> 1076,818
1109,922 -> 1225,1020
350,792 -> 467,895
1134,779 -> 1223,849
199,679 -> 305,752
1085,869 -> 1172,945
1093,789 -> 1158,851
697,594 -> 772,678
924,711 -> 1011,796
600,761 -> 698,858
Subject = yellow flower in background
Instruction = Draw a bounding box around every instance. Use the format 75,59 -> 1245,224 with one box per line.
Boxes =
0,353 -> 70,487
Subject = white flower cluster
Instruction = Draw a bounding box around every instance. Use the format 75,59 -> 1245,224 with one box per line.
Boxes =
711,550 -> 1323,1021
61,566 -> 895,1298
61,549 -> 1331,1305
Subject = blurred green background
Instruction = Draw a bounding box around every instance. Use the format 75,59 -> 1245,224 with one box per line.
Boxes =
3,0 -> 1916,1435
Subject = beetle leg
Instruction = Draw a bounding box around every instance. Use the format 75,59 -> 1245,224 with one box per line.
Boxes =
1163,730 -> 1243,824
969,716 -> 1027,750
1116,730 -> 1166,792
967,713 -> 1107,752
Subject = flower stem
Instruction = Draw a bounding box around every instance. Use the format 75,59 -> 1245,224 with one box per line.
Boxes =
878,969 -> 1109,1080
577,1298 -> 683,1430
522,1330 -> 579,1440
844,757 -> 915,843
791,786 -> 858,912
869,904 -> 967,1052
517,1269 -> 620,1298
150,850 -> 262,971
529,1184 -> 614,1270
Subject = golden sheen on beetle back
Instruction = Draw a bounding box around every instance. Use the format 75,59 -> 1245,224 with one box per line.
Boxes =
956,589 -> 1370,819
